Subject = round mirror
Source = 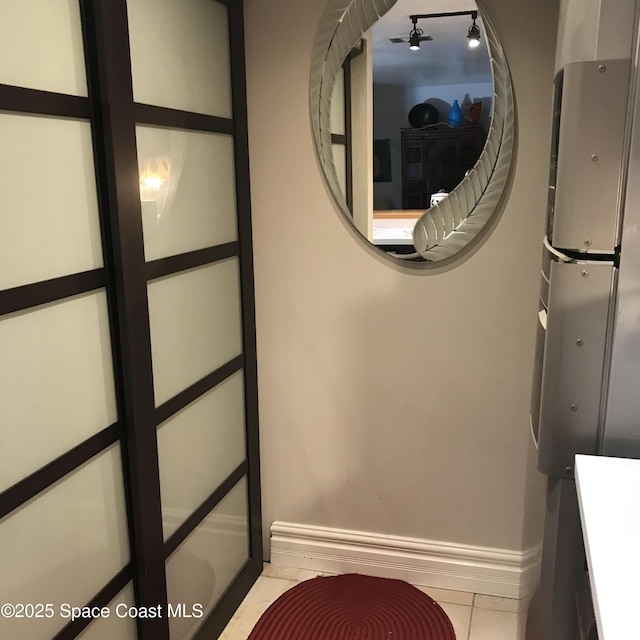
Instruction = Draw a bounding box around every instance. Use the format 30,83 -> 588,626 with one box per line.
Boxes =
310,0 -> 514,263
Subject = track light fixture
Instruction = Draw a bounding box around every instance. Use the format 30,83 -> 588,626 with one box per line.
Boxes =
408,17 -> 422,51
408,10 -> 481,51
467,16 -> 481,48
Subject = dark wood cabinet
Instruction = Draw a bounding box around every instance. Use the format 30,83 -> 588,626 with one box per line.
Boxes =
401,125 -> 485,210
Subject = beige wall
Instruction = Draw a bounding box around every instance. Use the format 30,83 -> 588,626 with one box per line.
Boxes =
244,0 -> 559,556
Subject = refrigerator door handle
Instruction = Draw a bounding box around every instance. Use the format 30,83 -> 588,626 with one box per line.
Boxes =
543,235 -> 573,262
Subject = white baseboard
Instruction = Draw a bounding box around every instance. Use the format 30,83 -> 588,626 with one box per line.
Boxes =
269,521 -> 540,599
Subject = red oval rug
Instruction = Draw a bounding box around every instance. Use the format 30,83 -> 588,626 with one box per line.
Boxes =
248,573 -> 456,639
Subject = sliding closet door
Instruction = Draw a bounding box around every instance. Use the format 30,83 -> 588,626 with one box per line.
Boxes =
0,3 -> 137,640
0,1 -> 261,639
122,1 -> 261,638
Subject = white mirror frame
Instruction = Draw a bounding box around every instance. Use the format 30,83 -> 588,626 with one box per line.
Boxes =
310,0 -> 515,262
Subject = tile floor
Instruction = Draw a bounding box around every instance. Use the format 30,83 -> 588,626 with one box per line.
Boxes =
219,564 -> 530,640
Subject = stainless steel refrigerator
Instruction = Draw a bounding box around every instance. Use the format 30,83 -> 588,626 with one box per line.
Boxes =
526,13 -> 640,640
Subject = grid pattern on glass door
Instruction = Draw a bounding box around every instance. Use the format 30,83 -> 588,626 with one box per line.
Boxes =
0,1 -> 261,639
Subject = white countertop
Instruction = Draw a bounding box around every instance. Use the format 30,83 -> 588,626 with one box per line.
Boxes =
372,217 -> 417,245
575,454 -> 640,640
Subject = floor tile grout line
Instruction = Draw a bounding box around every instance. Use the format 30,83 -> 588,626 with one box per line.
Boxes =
260,574 -> 306,584
467,603 -> 477,640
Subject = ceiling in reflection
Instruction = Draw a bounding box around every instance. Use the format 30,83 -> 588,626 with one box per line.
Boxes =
372,0 -> 491,86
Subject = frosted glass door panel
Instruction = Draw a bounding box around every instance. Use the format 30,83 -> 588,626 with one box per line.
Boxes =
128,0 -> 232,118
165,479 -> 248,640
147,259 -> 243,406
0,0 -> 87,95
0,445 -> 130,640
158,372 -> 246,539
77,583 -> 137,640
0,291 -> 117,492
0,114 -> 104,290
137,126 -> 237,261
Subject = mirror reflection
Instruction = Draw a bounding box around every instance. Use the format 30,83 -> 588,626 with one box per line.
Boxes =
329,0 -> 495,258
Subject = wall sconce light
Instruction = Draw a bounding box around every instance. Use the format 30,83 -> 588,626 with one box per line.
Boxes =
408,10 -> 481,51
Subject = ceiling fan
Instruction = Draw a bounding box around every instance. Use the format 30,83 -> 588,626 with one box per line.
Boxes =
388,34 -> 433,44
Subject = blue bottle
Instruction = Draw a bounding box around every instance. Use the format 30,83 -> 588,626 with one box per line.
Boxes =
449,99 -> 462,127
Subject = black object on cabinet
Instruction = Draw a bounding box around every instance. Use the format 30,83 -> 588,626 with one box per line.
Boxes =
401,125 -> 485,209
